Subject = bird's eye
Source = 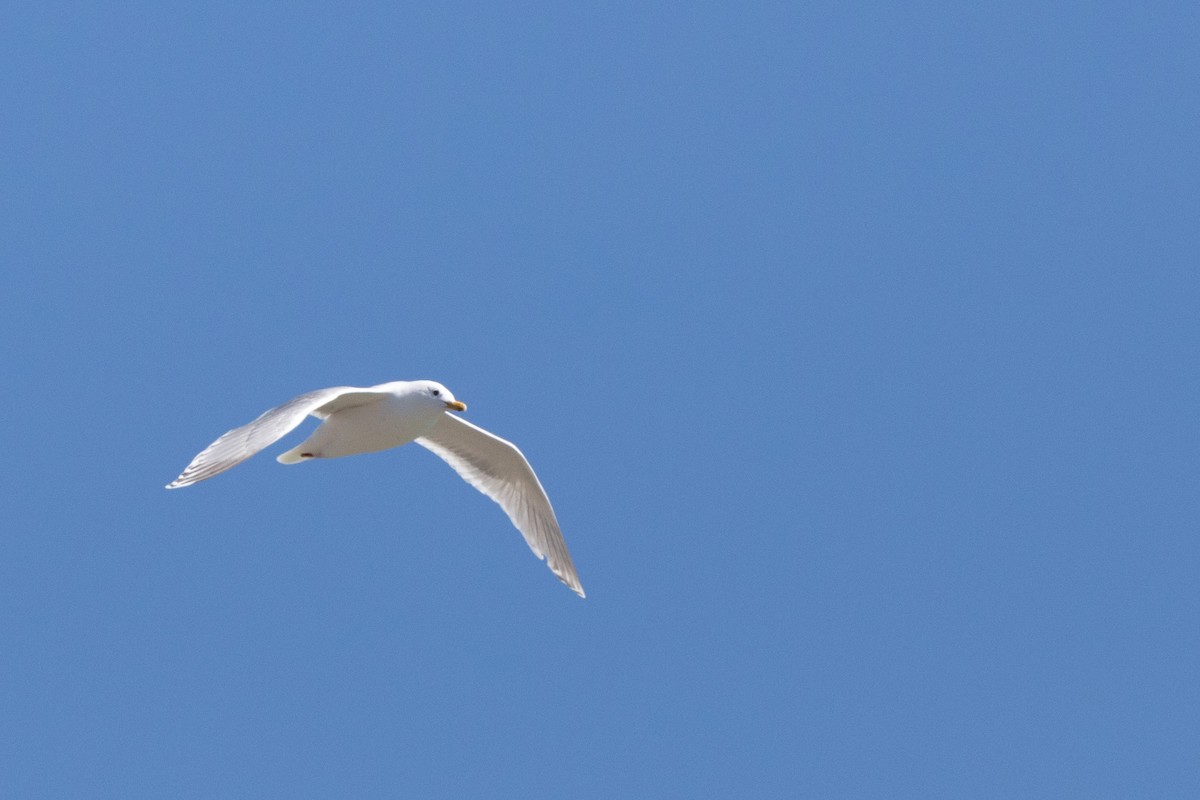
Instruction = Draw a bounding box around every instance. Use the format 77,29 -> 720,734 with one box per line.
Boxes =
431,389 -> 441,396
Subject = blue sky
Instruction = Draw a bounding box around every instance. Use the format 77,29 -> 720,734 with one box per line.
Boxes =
2,2 -> 1198,797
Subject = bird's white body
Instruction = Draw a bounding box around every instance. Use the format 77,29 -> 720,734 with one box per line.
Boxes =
277,382 -> 447,462
167,380 -> 584,597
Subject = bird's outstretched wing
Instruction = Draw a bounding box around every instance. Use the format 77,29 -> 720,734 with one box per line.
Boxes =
166,387 -> 388,488
416,413 -> 585,597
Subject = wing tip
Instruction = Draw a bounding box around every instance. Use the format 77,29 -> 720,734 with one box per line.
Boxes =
559,571 -> 586,598
166,471 -> 197,489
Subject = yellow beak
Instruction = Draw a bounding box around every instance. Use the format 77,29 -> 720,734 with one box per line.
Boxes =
444,400 -> 467,412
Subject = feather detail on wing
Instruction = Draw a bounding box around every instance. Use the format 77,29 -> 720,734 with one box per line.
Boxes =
416,414 -> 585,597
166,387 -> 387,488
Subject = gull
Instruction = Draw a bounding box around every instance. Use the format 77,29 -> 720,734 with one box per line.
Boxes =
166,380 -> 584,597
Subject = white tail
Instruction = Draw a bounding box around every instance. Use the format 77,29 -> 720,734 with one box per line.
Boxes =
276,447 -> 313,464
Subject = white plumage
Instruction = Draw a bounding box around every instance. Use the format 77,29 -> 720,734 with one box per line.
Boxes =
167,380 -> 584,597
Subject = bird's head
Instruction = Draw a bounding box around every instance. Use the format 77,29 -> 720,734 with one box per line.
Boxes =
421,381 -> 466,412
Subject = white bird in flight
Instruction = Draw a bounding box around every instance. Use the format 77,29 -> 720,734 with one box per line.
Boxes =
166,380 -> 584,597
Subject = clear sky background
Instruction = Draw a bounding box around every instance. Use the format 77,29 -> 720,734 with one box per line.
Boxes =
1,2 -> 1197,797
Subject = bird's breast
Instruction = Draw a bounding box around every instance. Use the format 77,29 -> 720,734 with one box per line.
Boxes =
315,399 -> 443,458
